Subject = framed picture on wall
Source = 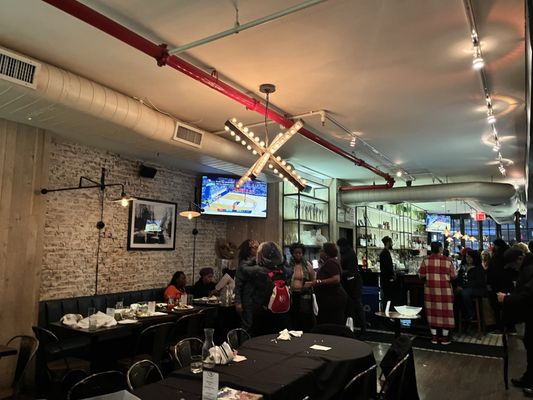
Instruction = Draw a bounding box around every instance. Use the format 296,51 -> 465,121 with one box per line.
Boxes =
128,198 -> 177,250
337,208 -> 346,223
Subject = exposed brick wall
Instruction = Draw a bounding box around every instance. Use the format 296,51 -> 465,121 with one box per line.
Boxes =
40,137 -> 227,300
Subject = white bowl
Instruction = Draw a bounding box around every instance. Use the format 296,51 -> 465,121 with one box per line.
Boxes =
394,306 -> 422,316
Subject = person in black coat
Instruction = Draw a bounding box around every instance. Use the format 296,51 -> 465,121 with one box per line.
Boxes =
454,250 -> 487,321
337,238 -> 366,334
380,236 -> 398,307
487,239 -> 515,331
498,249 -> 533,395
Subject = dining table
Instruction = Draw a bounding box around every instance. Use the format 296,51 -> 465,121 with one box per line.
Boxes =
0,345 -> 17,359
134,333 -> 376,400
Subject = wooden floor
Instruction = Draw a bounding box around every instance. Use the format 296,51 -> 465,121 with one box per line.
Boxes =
371,331 -> 528,400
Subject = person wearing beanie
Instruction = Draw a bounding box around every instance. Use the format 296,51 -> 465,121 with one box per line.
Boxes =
192,267 -> 217,298
249,241 -> 291,336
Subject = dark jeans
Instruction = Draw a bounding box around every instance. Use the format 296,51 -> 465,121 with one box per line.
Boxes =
346,296 -> 367,333
524,321 -> 533,383
290,291 -> 316,332
382,280 -> 399,308
455,288 -> 486,320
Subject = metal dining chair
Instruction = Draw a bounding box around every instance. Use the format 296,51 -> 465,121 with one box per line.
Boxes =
341,364 -> 377,400
226,328 -> 251,349
67,370 -> 126,400
378,353 -> 410,400
0,335 -> 39,399
172,337 -> 203,368
117,321 -> 174,370
126,359 -> 164,391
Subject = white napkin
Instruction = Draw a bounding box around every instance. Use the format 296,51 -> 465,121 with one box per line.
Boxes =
277,329 -> 292,341
207,342 -> 234,365
289,330 -> 303,337
77,311 -> 117,329
60,313 -> 83,327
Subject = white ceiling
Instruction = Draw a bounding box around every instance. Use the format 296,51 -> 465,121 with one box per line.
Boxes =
0,0 -> 528,212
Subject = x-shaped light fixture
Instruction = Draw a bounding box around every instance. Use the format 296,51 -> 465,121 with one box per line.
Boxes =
224,118 -> 307,191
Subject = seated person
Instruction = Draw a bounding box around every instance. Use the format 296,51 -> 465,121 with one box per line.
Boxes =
164,271 -> 186,302
192,267 -> 217,298
454,250 -> 487,321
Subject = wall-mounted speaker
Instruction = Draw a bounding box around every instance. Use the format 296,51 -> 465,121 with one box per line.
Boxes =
139,164 -> 157,179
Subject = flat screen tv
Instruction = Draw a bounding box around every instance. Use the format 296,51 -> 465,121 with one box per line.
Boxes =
200,175 -> 268,218
425,214 -> 451,233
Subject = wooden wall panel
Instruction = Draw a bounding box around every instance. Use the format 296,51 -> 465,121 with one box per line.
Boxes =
0,118 -> 49,388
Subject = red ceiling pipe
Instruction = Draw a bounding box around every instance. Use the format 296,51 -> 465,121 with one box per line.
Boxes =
42,0 -> 395,189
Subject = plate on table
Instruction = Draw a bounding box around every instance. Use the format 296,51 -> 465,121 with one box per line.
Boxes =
173,305 -> 194,310
117,319 -> 138,324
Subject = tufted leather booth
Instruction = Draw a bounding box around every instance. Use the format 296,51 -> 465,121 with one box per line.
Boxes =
38,288 -> 166,327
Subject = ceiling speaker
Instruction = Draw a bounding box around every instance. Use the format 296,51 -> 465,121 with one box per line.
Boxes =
139,164 -> 157,179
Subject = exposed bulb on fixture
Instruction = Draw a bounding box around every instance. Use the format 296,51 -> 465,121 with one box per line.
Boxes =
472,56 -> 484,70
396,171 -> 403,177
121,198 -> 129,207
187,212 -> 193,220
487,114 -> 496,124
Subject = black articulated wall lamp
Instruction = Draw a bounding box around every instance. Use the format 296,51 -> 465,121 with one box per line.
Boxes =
40,167 -> 135,295
41,167 -> 135,230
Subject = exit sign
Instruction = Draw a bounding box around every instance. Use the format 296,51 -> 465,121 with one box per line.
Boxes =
475,211 -> 486,221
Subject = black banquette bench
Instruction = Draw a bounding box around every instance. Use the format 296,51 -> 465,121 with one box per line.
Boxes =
38,287 -> 165,327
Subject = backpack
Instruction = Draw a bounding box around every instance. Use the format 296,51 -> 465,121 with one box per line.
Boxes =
267,268 -> 290,313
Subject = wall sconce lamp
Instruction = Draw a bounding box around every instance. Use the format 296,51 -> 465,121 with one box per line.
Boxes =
179,201 -> 204,220
41,167 -> 135,229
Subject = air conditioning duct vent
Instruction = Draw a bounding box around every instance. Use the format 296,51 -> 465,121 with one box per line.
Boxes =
172,122 -> 204,148
0,47 -> 40,89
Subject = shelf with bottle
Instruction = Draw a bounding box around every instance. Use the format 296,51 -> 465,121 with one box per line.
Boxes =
283,195 -> 328,224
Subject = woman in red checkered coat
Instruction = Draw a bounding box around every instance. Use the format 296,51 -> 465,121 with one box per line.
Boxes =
419,241 -> 457,345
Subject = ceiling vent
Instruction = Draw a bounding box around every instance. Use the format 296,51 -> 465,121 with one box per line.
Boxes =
0,47 -> 40,89
172,122 -> 204,148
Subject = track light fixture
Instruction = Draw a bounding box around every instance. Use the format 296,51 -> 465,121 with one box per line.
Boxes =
463,0 -> 511,177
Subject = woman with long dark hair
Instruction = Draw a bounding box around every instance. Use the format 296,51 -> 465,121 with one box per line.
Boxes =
164,271 -> 186,302
234,239 -> 259,331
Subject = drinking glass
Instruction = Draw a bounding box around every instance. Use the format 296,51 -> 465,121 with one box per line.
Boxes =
147,301 -> 156,314
190,355 -> 203,374
186,294 -> 194,306
106,307 -> 115,317
115,301 -> 123,310
87,307 -> 97,331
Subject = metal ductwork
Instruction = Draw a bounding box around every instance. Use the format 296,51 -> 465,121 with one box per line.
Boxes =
0,45 -> 260,177
340,182 -> 519,224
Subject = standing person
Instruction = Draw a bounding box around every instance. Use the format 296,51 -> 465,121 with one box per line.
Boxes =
313,243 -> 348,325
234,239 -> 259,331
337,238 -> 366,334
380,236 -> 398,307
487,238 -> 513,332
164,271 -> 186,302
454,250 -> 487,322
250,241 -> 291,336
288,243 -> 316,332
497,249 -> 533,396
419,241 -> 456,345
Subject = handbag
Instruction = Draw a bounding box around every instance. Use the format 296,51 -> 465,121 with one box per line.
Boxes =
312,293 -> 319,316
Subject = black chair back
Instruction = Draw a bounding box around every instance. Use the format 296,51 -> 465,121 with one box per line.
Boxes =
67,371 -> 126,400
126,359 -> 163,391
172,337 -> 203,368
198,307 -> 217,330
226,328 -> 251,349
379,353 -> 410,400
378,334 -> 418,400
135,321 -> 174,364
6,335 -> 39,395
170,312 -> 205,343
341,364 -> 377,400
311,323 -> 355,338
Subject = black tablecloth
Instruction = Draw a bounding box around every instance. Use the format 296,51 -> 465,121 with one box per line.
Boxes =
162,333 -> 376,400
